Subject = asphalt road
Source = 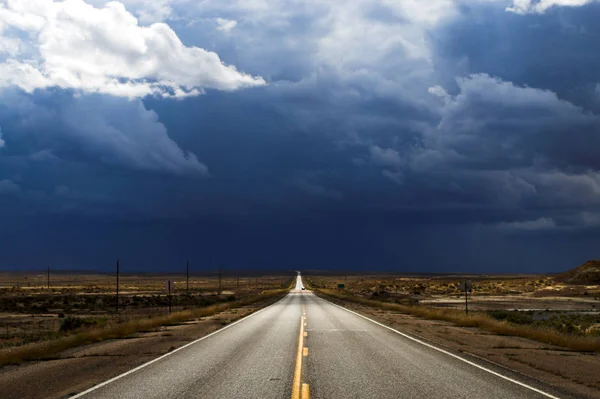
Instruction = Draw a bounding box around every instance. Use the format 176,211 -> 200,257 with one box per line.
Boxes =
74,274 -> 564,399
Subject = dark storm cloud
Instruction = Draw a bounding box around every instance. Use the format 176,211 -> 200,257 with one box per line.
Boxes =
433,1 -> 600,109
1,0 -> 600,272
0,89 -> 208,176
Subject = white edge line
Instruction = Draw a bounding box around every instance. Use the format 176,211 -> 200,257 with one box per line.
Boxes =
70,294 -> 290,398
319,296 -> 562,399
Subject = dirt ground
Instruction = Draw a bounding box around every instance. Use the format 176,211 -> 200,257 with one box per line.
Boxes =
0,301 -> 272,399
320,295 -> 600,399
0,273 -> 290,350
421,295 -> 599,311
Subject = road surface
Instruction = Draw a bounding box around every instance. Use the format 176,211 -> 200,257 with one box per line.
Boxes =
73,274 -> 565,399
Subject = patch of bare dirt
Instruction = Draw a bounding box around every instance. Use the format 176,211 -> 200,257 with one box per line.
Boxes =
421,295 -> 599,311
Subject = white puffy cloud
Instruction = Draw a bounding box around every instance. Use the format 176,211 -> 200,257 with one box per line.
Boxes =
0,179 -> 20,194
428,85 -> 450,101
105,0 -> 174,23
310,0 -> 453,85
216,17 -> 237,32
507,0 -> 598,14
380,0 -> 457,25
171,0 -> 457,97
0,0 -> 265,98
0,35 -> 20,56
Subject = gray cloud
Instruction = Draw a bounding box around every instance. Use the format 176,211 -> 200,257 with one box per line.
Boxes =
30,149 -> 59,162
506,0 -> 599,14
420,74 -> 600,172
0,89 -> 209,176
389,74 -> 600,226
370,146 -> 403,168
62,96 -> 210,175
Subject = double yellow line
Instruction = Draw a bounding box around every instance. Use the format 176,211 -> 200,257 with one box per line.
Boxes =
292,314 -> 309,399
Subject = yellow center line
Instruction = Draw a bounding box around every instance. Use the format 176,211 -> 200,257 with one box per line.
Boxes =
303,347 -> 308,356
291,315 -> 305,399
301,383 -> 310,399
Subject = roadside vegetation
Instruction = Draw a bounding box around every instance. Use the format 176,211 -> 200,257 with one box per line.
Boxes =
487,310 -> 600,337
0,288 -> 289,367
0,273 -> 291,350
311,286 -> 600,352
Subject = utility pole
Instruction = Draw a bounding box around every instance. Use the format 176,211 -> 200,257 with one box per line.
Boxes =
47,265 -> 50,289
168,280 -> 172,315
461,280 -> 471,315
116,260 -> 120,313
186,260 -> 189,293
218,264 -> 222,295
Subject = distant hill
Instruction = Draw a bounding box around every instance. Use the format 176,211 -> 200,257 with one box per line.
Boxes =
556,260 -> 600,284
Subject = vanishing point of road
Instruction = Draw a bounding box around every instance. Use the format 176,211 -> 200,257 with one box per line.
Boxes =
72,274 -> 568,399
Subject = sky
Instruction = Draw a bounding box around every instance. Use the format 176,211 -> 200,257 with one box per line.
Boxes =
1,0 -> 600,273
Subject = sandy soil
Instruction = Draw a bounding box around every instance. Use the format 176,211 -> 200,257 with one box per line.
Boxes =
323,296 -> 600,399
421,295 -> 600,311
0,302 -> 271,399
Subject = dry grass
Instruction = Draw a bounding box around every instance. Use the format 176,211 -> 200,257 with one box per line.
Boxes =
307,274 -> 600,300
316,289 -> 600,352
0,289 -> 287,367
0,274 -> 295,350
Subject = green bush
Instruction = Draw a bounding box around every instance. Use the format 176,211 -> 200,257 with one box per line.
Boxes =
487,310 -> 600,336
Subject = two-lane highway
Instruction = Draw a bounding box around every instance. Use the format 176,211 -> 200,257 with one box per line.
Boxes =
74,274 -> 564,399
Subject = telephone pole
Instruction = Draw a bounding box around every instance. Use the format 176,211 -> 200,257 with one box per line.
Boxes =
168,280 -> 172,315
116,260 -> 120,313
218,264 -> 222,295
